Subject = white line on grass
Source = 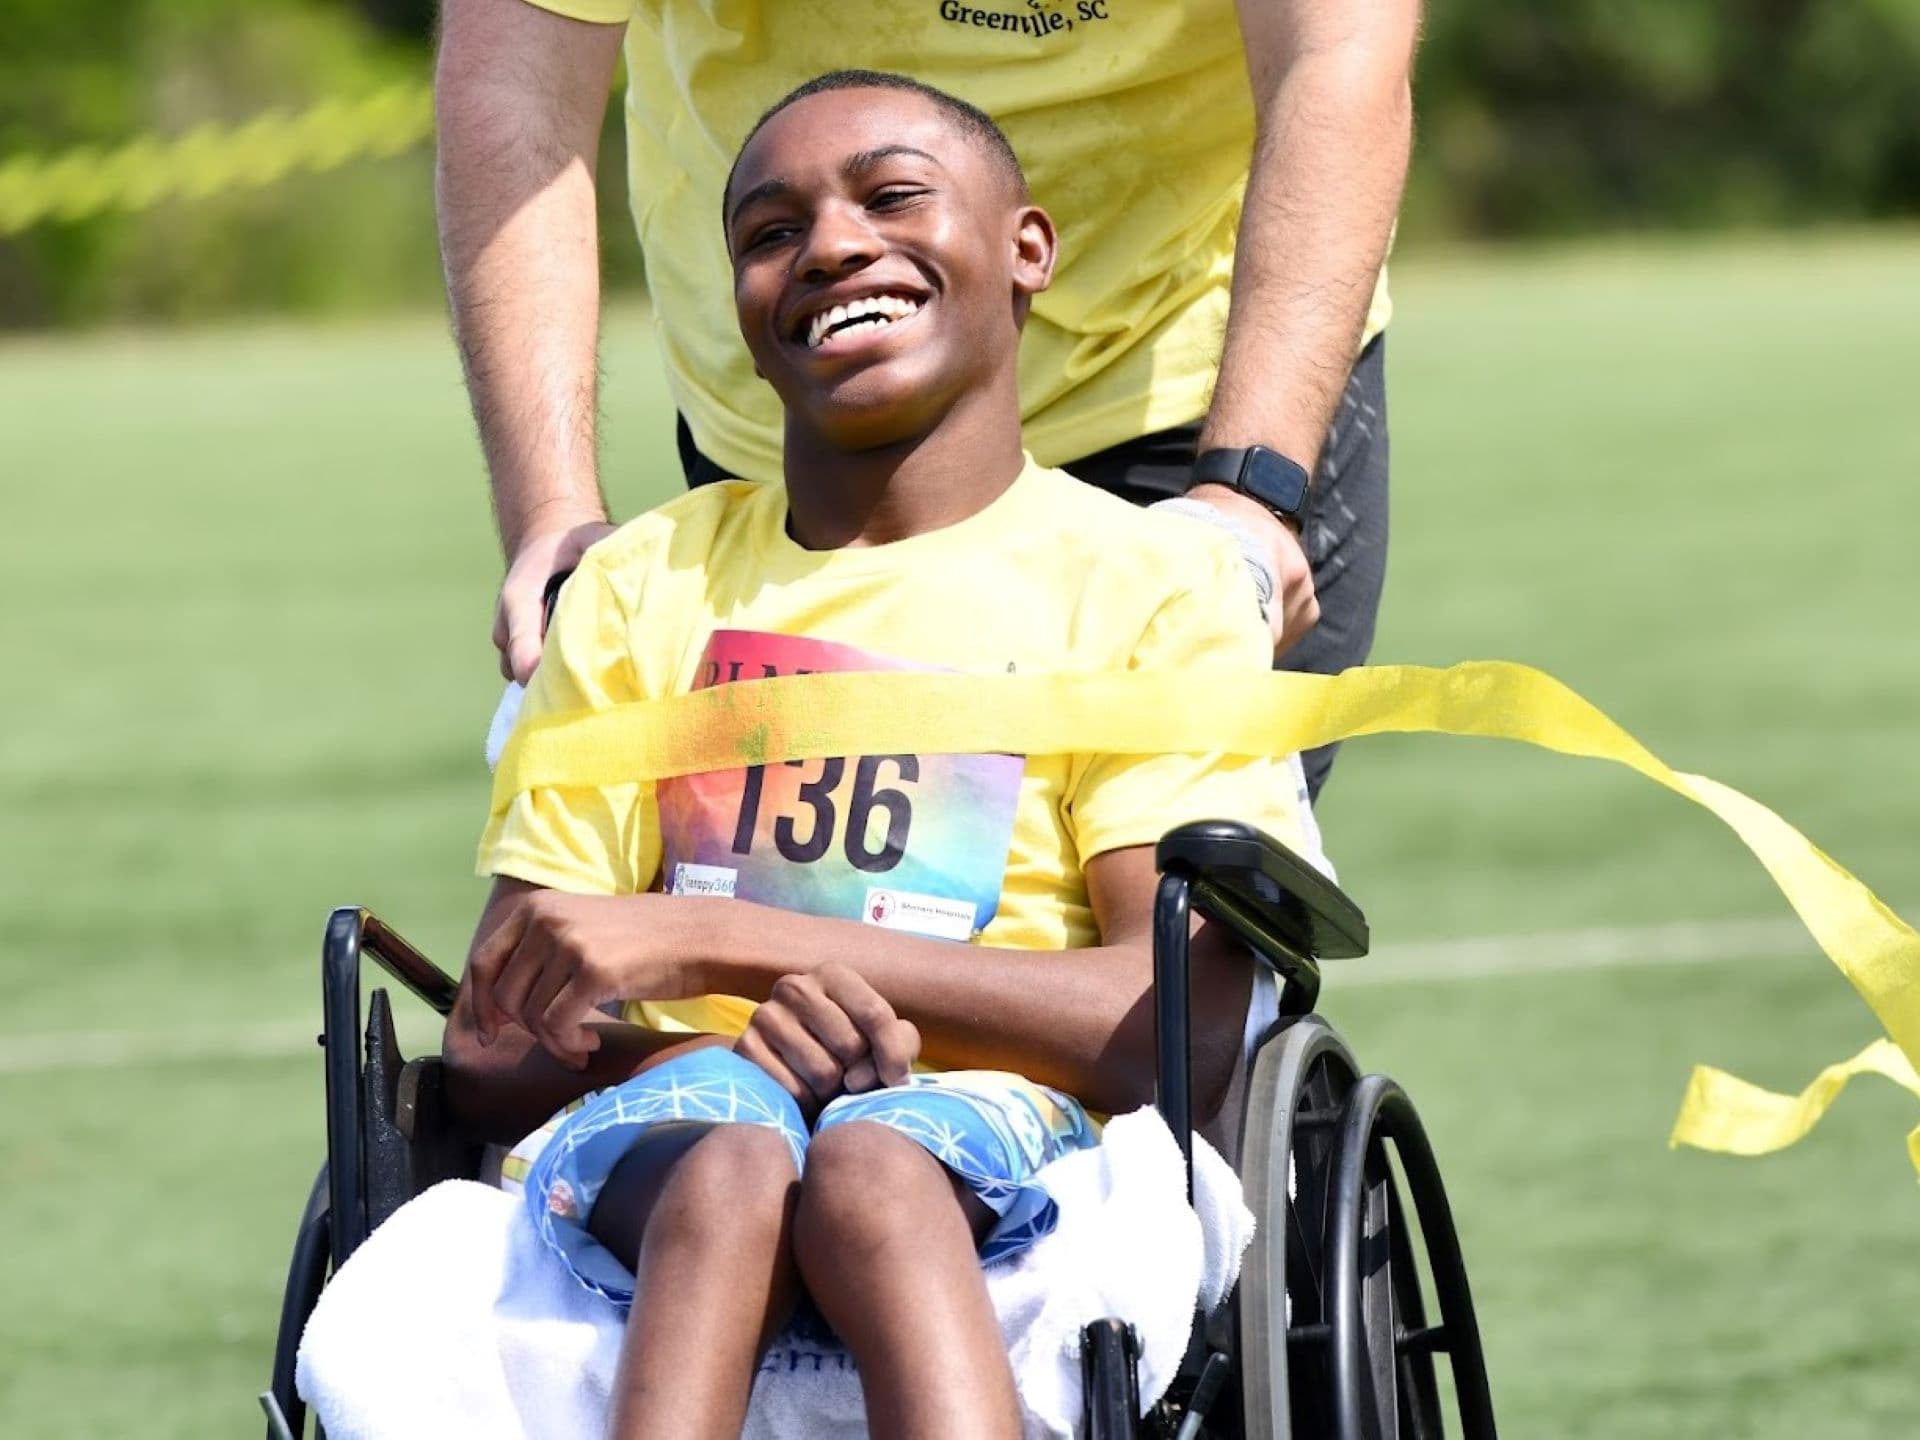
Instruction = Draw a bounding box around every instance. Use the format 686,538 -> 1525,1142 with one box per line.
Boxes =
1326,915 -> 1819,987
0,1019 -> 321,1074
0,1016 -> 442,1076
0,912 -> 1855,1076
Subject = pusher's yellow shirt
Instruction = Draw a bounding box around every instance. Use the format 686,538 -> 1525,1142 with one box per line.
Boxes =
478,458 -> 1306,1038
523,0 -> 1392,484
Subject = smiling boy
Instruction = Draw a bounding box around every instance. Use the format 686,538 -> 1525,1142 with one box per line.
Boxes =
447,72 -> 1312,1439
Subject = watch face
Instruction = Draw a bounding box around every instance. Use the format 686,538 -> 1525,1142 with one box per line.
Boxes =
1242,446 -> 1311,518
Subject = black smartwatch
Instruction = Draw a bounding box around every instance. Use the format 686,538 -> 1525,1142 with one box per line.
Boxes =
1190,445 -> 1312,527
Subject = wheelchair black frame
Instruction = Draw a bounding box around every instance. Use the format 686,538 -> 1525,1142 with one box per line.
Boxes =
268,820 -> 1497,1440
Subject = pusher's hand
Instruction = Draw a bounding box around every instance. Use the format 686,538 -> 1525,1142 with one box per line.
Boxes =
1186,483 -> 1319,659
735,965 -> 921,1116
466,891 -> 694,1067
493,518 -> 618,682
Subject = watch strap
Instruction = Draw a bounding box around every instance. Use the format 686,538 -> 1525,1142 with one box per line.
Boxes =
1190,447 -> 1248,491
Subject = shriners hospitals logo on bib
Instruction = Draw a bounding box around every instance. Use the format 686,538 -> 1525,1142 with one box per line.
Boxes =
862,886 -> 980,942
936,0 -> 1113,37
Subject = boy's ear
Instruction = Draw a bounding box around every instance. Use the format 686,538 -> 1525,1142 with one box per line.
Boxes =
1010,204 -> 1058,303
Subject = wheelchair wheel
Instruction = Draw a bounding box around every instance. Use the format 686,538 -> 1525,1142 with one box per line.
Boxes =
1324,1075 -> 1494,1440
1237,1013 -> 1358,1437
1235,1016 -> 1476,1440
265,1166 -> 330,1440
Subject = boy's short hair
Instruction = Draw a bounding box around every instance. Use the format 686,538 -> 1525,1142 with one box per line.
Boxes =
724,69 -> 1029,215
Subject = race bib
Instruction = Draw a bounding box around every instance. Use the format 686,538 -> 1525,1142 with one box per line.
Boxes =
657,632 -> 1024,941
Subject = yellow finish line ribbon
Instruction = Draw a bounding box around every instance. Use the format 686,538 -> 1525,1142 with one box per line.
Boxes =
1669,1041 -> 1920,1173
492,659 -> 1920,1172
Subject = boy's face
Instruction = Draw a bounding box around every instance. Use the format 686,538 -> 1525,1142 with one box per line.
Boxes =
725,88 -> 1054,451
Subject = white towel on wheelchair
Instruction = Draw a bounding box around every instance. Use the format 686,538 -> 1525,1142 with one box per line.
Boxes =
297,1106 -> 1252,1439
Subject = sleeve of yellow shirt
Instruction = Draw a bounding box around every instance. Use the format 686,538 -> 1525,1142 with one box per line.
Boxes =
1065,537 -> 1306,864
515,0 -> 637,23
475,556 -> 663,895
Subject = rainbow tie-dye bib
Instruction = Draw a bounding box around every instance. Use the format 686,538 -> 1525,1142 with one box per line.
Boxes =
657,631 -> 1025,942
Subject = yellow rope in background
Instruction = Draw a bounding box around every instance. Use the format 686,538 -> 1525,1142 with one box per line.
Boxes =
0,83 -> 432,236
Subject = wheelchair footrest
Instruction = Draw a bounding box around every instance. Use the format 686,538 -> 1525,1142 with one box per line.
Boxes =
1167,1350 -> 1232,1440
258,1391 -> 297,1440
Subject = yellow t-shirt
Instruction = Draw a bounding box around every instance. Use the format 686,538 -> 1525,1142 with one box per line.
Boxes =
478,458 -> 1305,1038
524,0 -> 1392,484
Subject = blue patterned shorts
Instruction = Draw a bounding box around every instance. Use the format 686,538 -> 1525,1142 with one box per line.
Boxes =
516,1047 -> 1098,1308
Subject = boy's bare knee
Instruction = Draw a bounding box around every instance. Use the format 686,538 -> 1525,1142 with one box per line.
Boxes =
597,1123 -> 798,1265
794,1122 -> 954,1271
667,1125 -> 798,1227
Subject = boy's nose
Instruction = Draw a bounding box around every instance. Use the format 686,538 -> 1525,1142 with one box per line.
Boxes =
797,203 -> 882,281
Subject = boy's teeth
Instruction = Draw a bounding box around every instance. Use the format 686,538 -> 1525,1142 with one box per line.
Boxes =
806,294 -> 923,348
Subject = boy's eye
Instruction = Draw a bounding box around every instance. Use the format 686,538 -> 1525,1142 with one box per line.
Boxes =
745,222 -> 799,251
869,187 -> 928,211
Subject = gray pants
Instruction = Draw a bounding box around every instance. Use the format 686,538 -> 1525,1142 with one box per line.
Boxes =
675,338 -> 1389,798
1059,338 -> 1391,800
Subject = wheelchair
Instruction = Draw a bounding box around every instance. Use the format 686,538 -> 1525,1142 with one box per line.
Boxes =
264,820 -> 1497,1439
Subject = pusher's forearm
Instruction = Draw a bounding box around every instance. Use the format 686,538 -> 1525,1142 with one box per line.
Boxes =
1202,3 -> 1419,467
435,0 -> 625,559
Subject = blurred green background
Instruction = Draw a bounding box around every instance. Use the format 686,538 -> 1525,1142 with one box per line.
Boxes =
2,3 -> 1918,1438
6,0 -> 1920,325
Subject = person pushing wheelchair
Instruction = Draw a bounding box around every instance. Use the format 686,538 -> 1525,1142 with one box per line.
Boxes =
448,73 -> 1317,1439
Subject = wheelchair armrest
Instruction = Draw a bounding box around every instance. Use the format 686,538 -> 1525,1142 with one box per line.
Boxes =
344,910 -> 462,1016
1151,823 -> 1369,1195
320,907 -> 461,1266
1155,819 -> 1369,964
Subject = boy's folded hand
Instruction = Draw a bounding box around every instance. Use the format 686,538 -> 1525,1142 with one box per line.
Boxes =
734,964 -> 921,1115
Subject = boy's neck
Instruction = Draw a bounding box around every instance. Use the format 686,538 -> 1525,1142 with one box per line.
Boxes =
780,383 -> 1028,551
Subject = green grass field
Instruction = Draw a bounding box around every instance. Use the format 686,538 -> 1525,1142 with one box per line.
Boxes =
2,232 -> 1917,1437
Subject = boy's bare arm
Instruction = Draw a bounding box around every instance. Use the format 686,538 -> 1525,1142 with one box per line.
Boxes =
467,849 -> 1254,1118
442,878 -> 724,1142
